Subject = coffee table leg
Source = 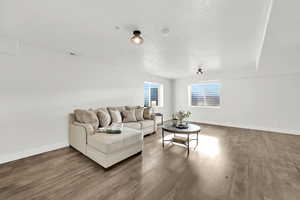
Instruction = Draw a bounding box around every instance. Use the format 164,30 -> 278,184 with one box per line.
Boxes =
197,132 -> 199,144
187,133 -> 190,155
162,129 -> 164,148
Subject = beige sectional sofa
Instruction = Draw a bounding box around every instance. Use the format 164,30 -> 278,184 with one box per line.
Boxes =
69,106 -> 157,168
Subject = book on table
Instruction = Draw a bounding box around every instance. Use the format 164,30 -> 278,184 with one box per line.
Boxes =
172,136 -> 187,144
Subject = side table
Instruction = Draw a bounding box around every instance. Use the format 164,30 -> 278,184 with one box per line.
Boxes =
153,113 -> 163,125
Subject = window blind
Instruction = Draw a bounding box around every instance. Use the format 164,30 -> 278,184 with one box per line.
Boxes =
190,84 -> 220,107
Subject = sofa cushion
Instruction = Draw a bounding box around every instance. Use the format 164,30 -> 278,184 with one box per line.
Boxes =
97,110 -> 111,127
121,110 -> 137,123
143,107 -> 152,119
125,106 -> 141,110
140,120 -> 155,129
74,109 -> 99,129
123,122 -> 141,130
109,110 -> 122,123
87,128 -> 142,154
93,107 -> 109,115
135,107 -> 144,121
107,106 -> 126,112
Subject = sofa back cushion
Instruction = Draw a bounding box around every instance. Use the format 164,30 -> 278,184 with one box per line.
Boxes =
74,109 -> 99,129
107,106 -> 126,123
135,107 -> 144,121
107,106 -> 126,112
93,107 -> 109,114
97,110 -> 111,127
109,109 -> 122,123
125,105 -> 141,110
143,107 -> 153,119
121,110 -> 137,123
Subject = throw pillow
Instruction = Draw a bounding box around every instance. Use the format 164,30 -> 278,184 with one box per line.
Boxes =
74,109 -> 99,129
109,109 -> 122,123
135,107 -> 144,121
143,107 -> 153,119
121,110 -> 137,123
97,110 -> 111,127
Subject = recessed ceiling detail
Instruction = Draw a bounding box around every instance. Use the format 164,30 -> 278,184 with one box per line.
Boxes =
161,28 -> 170,36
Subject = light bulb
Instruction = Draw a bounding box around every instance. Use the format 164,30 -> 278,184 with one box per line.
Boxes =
130,30 -> 144,45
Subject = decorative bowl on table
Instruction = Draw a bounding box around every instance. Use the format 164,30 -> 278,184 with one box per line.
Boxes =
175,123 -> 189,129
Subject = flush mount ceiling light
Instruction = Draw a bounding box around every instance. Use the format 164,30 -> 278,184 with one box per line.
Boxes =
196,67 -> 204,75
131,30 -> 144,45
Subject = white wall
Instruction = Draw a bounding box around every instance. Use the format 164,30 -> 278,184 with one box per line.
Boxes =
174,72 -> 300,135
174,0 -> 300,136
0,43 -> 174,163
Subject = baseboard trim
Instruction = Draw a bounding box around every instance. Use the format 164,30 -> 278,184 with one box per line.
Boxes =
0,141 -> 69,164
191,121 -> 300,136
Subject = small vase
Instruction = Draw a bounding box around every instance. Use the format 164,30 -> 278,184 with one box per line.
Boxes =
178,119 -> 184,126
172,119 -> 178,126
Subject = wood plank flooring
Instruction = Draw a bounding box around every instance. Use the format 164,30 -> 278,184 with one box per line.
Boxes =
1,124 -> 300,200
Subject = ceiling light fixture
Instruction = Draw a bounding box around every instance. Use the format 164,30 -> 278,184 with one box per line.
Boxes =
131,30 -> 144,45
197,67 -> 204,75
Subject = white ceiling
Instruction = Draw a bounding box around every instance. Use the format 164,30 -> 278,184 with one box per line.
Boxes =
0,0 -> 290,79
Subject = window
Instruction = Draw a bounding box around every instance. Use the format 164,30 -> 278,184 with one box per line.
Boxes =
189,83 -> 220,107
144,82 -> 163,107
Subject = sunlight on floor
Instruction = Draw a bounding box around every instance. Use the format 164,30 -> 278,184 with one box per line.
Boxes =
196,135 -> 220,157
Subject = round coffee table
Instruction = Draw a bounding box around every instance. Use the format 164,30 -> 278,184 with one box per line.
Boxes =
161,123 -> 201,155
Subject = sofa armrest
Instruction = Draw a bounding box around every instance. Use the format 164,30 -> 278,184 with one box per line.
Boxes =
72,121 -> 95,136
69,122 -> 94,154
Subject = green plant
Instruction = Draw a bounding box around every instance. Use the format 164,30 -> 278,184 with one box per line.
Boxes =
175,110 -> 192,122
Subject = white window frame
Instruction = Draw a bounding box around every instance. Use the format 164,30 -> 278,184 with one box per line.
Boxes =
188,81 -> 221,108
144,82 -> 164,107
